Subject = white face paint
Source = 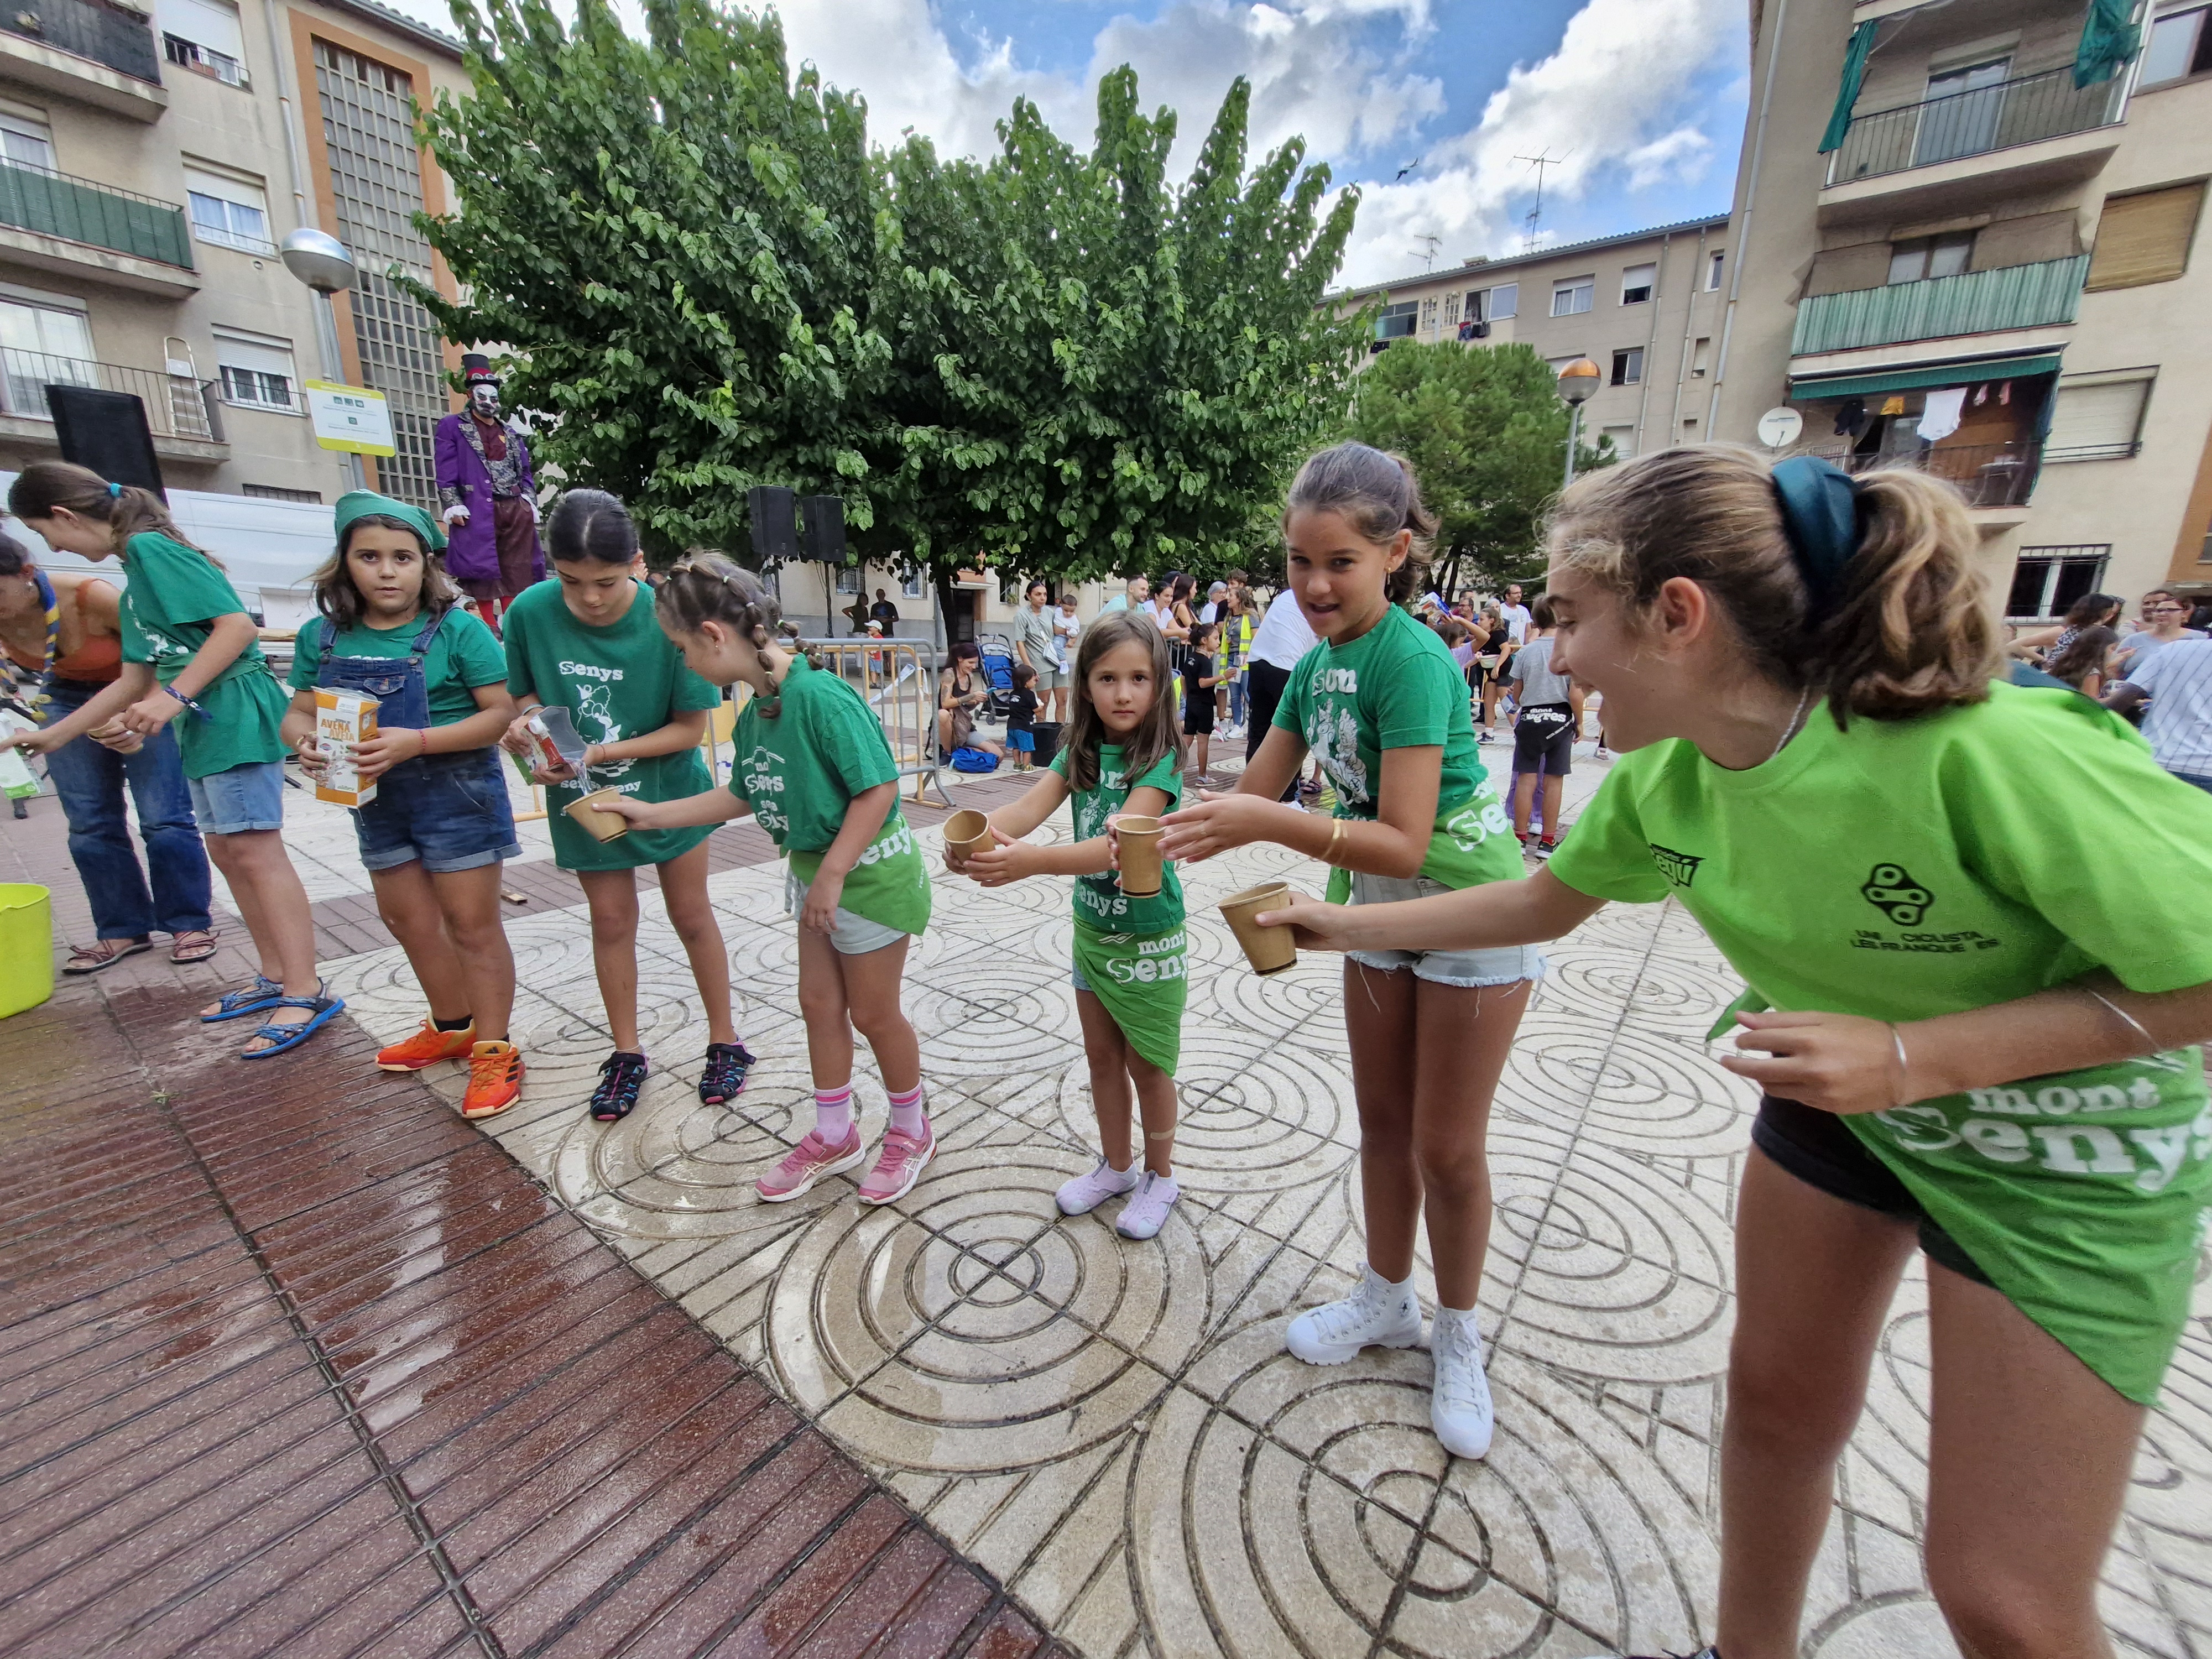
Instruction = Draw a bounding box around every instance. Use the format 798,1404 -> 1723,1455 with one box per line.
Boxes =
469,383 -> 500,419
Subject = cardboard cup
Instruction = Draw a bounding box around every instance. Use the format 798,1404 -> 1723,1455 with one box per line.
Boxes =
1115,815 -> 1165,897
945,808 -> 992,865
1219,881 -> 1297,975
565,787 -> 631,843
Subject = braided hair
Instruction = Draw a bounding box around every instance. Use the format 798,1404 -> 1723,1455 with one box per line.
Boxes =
654,550 -> 820,716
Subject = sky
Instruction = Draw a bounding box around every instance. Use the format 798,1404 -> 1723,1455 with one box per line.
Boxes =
384,0 -> 1751,291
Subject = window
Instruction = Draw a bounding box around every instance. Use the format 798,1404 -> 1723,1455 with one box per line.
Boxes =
1420,296 -> 1439,336
1692,336 -> 1711,377
2006,546 -> 2109,620
901,569 -> 925,598
0,111 -> 55,173
1442,293 -> 1460,327
1888,230 -> 1976,284
2045,372 -> 2154,461
2143,5 -> 2212,85
1706,251 -> 1725,290
1486,282 -> 1517,320
213,328 -> 296,411
183,165 -> 270,254
1620,263 -> 1656,305
242,483 -> 321,502
1552,276 -> 1594,316
2086,182 -> 2205,290
156,0 -> 248,84
1610,347 -> 1644,386
1601,424 -> 1636,458
834,564 -> 862,594
0,295 -> 94,417
1374,300 -> 1419,342
1546,353 -> 1587,374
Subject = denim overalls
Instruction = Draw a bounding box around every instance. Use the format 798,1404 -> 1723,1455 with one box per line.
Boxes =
317,610 -> 520,874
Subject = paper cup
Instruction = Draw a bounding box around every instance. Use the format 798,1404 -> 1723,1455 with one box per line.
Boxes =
565,787 -> 631,842
944,808 -> 992,865
1115,815 -> 1165,897
1219,881 -> 1297,975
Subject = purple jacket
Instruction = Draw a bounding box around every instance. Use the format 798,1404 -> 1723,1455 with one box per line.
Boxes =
433,411 -> 542,585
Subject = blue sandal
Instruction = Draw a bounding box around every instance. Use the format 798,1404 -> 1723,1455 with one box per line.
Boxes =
239,988 -> 346,1058
201,975 -> 283,1022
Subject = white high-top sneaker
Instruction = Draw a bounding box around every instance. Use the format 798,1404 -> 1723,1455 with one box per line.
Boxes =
1428,1307 -> 1495,1459
1285,1266 -> 1423,1365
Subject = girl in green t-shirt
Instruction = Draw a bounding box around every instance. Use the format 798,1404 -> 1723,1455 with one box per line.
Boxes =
495,492 -> 754,1125
1261,446 -> 2212,1659
956,610 -> 1190,1241
3,462 -> 340,1058
278,491 -> 523,1120
1159,442 -> 1535,1465
603,554 -> 933,1210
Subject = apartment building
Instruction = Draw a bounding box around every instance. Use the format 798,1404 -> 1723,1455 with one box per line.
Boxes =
0,0 -> 469,508
1709,0 -> 2212,617
1330,213 -> 1734,462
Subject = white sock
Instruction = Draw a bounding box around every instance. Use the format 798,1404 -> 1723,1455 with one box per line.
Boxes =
815,1084 -> 853,1142
887,1082 -> 927,1136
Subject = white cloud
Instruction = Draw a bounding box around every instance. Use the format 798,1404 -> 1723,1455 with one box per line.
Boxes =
1623,125 -> 1714,189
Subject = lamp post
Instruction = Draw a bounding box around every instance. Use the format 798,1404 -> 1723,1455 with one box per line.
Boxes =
1556,357 -> 1602,488
279,227 -> 365,491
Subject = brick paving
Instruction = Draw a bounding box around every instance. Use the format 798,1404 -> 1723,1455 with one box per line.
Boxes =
0,777 -> 1057,1658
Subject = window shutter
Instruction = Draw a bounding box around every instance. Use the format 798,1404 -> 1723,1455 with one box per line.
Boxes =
2085,184 -> 2204,290
2046,378 -> 2151,455
213,330 -> 294,379
156,0 -> 246,59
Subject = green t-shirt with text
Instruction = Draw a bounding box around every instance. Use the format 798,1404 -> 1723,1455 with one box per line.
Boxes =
1547,682 -> 2212,1404
118,532 -> 286,779
1051,742 -> 1183,935
502,578 -> 717,871
288,607 -> 508,728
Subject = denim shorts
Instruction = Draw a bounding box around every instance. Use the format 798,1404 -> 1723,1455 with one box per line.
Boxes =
786,868 -> 909,956
186,759 -> 286,835
1009,728 -> 1036,753
1071,957 -> 1092,993
1343,870 -> 1548,988
353,750 -> 521,874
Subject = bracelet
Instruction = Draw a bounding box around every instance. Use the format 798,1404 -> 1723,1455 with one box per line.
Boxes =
2084,986 -> 2157,1052
164,684 -> 210,721
1888,1022 -> 1911,1107
417,727 -> 430,757
1324,819 -> 1349,866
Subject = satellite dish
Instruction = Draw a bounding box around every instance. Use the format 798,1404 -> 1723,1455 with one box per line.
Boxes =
1757,406 -> 1804,450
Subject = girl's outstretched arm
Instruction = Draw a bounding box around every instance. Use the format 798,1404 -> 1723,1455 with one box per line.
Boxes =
602,785 -> 752,831
963,770 -> 1091,886
1258,868 -> 1604,952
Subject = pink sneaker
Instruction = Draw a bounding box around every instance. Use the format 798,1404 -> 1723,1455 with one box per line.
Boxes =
858,1124 -> 935,1206
756,1126 -> 866,1202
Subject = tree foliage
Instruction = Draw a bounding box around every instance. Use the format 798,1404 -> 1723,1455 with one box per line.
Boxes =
1344,341 -> 1614,593
412,0 -> 1365,580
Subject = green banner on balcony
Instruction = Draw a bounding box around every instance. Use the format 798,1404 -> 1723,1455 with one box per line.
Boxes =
2074,0 -> 2141,88
1820,22 -> 1880,155
1790,352 -> 2062,402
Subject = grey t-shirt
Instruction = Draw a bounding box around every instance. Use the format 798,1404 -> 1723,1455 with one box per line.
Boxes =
1510,635 -> 1573,705
1012,603 -> 1061,669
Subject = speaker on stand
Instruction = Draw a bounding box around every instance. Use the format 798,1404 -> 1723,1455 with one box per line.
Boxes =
747,486 -> 797,563
48,387 -> 165,498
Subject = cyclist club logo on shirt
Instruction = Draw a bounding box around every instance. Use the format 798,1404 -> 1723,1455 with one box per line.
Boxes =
1650,844 -> 1703,888
1861,863 -> 1933,925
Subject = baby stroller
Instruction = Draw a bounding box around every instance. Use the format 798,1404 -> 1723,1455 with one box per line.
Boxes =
976,634 -> 1020,721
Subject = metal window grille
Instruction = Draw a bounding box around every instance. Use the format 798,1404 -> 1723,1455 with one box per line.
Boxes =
2006,545 -> 2110,620
243,482 -> 322,502
314,39 -> 442,511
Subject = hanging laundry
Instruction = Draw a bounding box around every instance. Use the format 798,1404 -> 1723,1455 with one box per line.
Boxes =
1998,380 -> 2011,404
1918,387 -> 1967,442
1834,397 -> 1869,437
1973,384 -> 1990,405
1880,395 -> 1907,416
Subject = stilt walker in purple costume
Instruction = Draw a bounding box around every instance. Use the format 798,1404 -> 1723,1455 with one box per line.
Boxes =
435,353 -> 544,630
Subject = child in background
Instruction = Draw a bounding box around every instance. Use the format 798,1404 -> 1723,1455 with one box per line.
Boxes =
1507,595 -> 1575,858
1005,661 -> 1040,771
609,554 -> 935,1205
499,491 -> 754,1121
956,610 -> 1186,1239
4,461 -> 339,1057
1182,621 -> 1220,781
280,492 -> 524,1117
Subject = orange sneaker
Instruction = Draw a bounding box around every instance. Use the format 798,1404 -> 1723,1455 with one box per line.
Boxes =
461,1041 -> 524,1119
377,1018 -> 476,1072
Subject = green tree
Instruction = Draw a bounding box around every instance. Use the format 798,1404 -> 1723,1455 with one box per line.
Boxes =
1345,340 -> 1612,594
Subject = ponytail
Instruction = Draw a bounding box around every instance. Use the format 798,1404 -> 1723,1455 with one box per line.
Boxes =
1284,441 -> 1438,606
7,460 -> 216,565
1546,445 -> 2002,724
653,550 -> 821,712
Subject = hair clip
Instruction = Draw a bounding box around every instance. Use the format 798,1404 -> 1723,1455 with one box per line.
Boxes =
107,482 -> 122,498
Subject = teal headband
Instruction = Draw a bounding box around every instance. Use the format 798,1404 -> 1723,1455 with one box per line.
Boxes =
1770,456 -> 1861,620
333,488 -> 446,554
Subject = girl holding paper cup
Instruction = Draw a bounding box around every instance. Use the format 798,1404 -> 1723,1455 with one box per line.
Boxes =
1158,442 -> 1532,1461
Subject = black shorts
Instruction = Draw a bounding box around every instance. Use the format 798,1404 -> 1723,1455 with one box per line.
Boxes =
1183,701 -> 1216,735
1751,1096 -> 1992,1285
1512,703 -> 1574,776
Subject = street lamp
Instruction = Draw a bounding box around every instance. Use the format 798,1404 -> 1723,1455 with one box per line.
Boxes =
280,228 -> 365,490
1556,357 -> 1601,488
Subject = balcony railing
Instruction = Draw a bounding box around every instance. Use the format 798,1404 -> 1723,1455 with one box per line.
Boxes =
1825,65 -> 2125,186
1800,440 -> 2042,508
1792,254 -> 2088,355
0,348 -> 221,441
0,158 -> 192,268
0,0 -> 161,83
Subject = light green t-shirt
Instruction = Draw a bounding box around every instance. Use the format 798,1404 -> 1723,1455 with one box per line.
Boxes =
1547,682 -> 2212,1404
288,608 -> 508,728
117,532 -> 286,779
502,578 -> 718,872
1051,741 -> 1184,935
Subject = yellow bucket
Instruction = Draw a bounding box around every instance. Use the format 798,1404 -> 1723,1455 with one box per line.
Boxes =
0,884 -> 54,1019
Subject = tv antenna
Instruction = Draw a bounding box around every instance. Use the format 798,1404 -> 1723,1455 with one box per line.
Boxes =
1410,233 -> 1442,271
1514,149 -> 1567,252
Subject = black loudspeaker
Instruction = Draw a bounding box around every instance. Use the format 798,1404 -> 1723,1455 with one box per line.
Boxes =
48,387 -> 165,498
800,495 -> 847,565
748,486 -> 796,562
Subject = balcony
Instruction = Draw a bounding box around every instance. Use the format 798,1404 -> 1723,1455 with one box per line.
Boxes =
0,158 -> 198,296
1792,255 -> 2088,357
0,0 -> 166,120
1799,440 -> 2041,530
0,348 -> 227,463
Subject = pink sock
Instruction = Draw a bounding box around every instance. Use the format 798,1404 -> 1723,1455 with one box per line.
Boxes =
815,1084 -> 853,1144
887,1082 -> 927,1137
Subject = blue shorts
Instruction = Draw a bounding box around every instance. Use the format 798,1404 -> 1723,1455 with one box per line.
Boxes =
1009,728 -> 1036,753
186,759 -> 286,836
353,750 -> 521,874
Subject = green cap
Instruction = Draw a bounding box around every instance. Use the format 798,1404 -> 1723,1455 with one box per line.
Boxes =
334,489 -> 446,554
